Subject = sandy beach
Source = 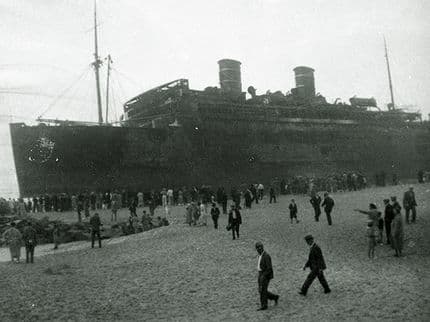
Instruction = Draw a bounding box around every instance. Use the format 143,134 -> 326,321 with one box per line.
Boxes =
0,183 -> 429,321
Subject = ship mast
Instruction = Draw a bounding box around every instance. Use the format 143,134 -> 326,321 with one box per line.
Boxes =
93,0 -> 103,124
384,37 -> 395,111
105,54 -> 112,124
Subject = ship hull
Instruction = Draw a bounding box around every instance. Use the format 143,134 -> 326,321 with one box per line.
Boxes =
10,120 -> 430,197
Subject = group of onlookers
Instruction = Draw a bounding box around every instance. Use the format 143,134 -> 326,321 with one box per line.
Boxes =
354,186 -> 418,258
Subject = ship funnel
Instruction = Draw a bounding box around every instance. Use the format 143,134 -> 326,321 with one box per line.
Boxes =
218,59 -> 242,95
293,66 -> 315,99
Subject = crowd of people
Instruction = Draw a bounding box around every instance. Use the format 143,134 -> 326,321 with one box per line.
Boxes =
0,168 -> 425,315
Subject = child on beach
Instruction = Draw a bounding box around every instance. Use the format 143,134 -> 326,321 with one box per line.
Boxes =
289,199 -> 299,224
367,222 -> 377,259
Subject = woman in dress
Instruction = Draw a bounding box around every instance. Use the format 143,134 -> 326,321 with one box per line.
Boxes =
2,222 -> 22,262
391,206 -> 404,257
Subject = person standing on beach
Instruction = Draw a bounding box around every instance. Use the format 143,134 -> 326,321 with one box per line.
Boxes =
391,206 -> 404,257
299,235 -> 331,296
53,223 -> 61,250
90,213 -> 102,248
269,187 -> 276,203
403,186 -> 417,224
255,242 -> 279,310
111,191 -> 120,222
210,203 -> 220,229
383,199 -> 394,244
2,222 -> 22,263
391,196 -> 401,214
310,193 -> 322,222
354,204 -> 380,259
321,192 -> 335,225
22,221 -> 37,264
289,199 -> 299,224
228,204 -> 242,240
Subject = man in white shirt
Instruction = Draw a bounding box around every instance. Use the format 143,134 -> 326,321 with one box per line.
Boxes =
255,242 -> 279,310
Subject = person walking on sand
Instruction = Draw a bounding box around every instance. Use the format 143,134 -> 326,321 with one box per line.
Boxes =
22,221 -> 37,264
228,204 -> 242,240
321,192 -> 335,226
2,222 -> 22,263
90,213 -> 102,248
289,199 -> 299,224
255,242 -> 279,311
391,206 -> 404,257
299,235 -> 331,296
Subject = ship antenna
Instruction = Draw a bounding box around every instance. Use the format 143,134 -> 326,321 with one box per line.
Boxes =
105,54 -> 112,124
92,0 -> 104,124
384,36 -> 395,111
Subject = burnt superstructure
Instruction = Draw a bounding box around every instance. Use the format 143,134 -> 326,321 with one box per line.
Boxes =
10,59 -> 430,196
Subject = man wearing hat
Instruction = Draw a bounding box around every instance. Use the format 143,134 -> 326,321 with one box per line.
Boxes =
299,235 -> 331,296
255,242 -> 279,310
228,204 -> 242,240
403,186 -> 417,224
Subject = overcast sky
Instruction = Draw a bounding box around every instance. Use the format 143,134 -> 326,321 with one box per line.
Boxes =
0,0 -> 429,197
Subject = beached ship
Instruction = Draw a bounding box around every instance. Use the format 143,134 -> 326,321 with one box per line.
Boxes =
8,5 -> 430,197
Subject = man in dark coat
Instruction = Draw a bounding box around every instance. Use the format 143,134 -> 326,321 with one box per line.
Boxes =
210,203 -> 220,229
299,235 -> 331,296
22,221 -> 37,263
228,204 -> 242,240
403,186 -> 417,224
310,193 -> 322,222
255,242 -> 279,310
90,213 -> 102,248
383,199 -> 394,244
321,192 -> 335,225
269,187 -> 276,203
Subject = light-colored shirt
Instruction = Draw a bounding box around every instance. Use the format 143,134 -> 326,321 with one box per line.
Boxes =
257,251 -> 265,271
232,210 -> 237,219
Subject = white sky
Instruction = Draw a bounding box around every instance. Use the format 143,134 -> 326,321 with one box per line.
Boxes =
0,0 -> 429,197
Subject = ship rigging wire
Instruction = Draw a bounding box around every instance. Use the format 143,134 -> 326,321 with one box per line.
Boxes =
36,66 -> 92,119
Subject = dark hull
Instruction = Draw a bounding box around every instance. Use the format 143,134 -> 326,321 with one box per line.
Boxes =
9,119 -> 430,197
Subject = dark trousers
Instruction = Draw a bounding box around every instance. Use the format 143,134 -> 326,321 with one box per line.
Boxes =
25,244 -> 35,263
325,210 -> 332,225
212,215 -> 219,229
231,219 -> 240,239
385,220 -> 392,244
269,195 -> 276,203
222,202 -> 227,214
405,206 -> 416,223
301,269 -> 330,294
258,273 -> 277,308
91,230 -> 102,248
313,207 -> 321,221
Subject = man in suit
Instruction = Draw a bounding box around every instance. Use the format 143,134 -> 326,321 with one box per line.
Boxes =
228,204 -> 242,240
299,235 -> 331,296
255,242 -> 279,310
403,186 -> 417,224
310,193 -> 322,222
383,199 -> 394,244
90,213 -> 102,248
321,193 -> 335,225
